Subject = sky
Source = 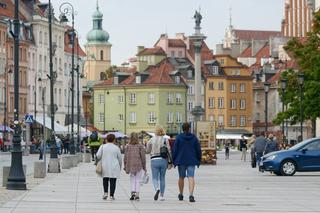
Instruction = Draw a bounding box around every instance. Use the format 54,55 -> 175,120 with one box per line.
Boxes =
51,0 -> 284,65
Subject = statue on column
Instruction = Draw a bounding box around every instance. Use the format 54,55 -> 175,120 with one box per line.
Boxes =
194,10 -> 202,28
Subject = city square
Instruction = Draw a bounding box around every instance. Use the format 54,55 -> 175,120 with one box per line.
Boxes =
1,0 -> 320,212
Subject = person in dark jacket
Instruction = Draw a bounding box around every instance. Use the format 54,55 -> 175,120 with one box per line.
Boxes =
253,132 -> 267,166
239,135 -> 247,162
173,122 -> 201,203
264,134 -> 278,155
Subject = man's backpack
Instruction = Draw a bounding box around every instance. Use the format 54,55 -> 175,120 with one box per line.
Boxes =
90,132 -> 98,142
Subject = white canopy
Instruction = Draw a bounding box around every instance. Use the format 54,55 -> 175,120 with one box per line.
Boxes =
216,133 -> 249,140
35,115 -> 68,134
146,132 -> 170,139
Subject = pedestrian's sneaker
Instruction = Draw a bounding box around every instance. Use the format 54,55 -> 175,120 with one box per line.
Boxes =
154,189 -> 160,201
189,195 -> 195,203
178,194 -> 184,201
109,196 -> 115,200
130,192 -> 135,201
134,196 -> 140,201
159,195 -> 165,201
102,193 -> 108,200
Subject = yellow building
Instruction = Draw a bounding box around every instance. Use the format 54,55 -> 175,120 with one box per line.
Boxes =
84,2 -> 111,82
205,55 -> 253,134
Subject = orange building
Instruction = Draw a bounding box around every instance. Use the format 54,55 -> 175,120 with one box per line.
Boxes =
205,55 -> 253,135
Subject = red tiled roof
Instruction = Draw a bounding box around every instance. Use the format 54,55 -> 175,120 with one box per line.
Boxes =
136,46 -> 166,56
255,44 -> 270,62
0,0 -> 27,21
239,46 -> 252,57
234,29 -> 281,41
116,66 -> 137,73
168,39 -> 186,48
267,70 -> 282,84
64,29 -> 86,57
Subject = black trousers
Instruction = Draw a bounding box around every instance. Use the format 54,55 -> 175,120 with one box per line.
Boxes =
91,146 -> 99,160
103,177 -> 117,196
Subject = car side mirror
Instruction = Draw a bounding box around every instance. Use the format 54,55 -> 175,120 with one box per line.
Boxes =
302,148 -> 308,154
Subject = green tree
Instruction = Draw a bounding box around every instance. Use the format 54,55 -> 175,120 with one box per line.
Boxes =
274,10 -> 320,137
106,65 -> 118,79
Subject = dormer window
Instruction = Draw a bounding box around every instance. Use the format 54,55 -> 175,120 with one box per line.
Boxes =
187,70 -> 193,78
212,66 -> 219,75
114,76 -> 119,85
136,75 -> 141,84
175,76 -> 180,84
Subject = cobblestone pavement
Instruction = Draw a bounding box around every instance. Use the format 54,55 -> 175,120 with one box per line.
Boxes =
0,151 -> 320,213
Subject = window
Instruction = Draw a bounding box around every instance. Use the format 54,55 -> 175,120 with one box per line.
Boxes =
130,112 -> 136,123
188,115 -> 193,122
130,93 -> 136,104
188,85 -> 194,95
255,92 -> 260,103
39,31 -> 42,45
256,113 -> 260,121
240,116 -> 246,126
209,82 -> 214,90
176,112 -> 182,123
218,115 -> 224,125
135,76 -> 141,84
209,115 -> 214,122
212,66 -> 219,75
230,116 -> 237,126
218,97 -> 224,109
231,83 -> 236,93
302,140 -> 320,151
167,112 -> 174,123
167,93 -> 173,104
187,70 -> 193,78
118,96 -> 124,103
148,93 -> 155,104
59,89 -> 62,106
230,99 -> 236,109
188,101 -> 194,111
64,89 -> 67,107
148,112 -> 156,123
175,76 -> 180,84
176,93 -> 182,104
218,82 -> 224,90
99,94 -> 105,104
119,114 -> 124,121
208,97 -> 214,109
240,99 -> 246,109
220,59 -> 225,65
99,113 -> 104,123
171,51 -> 175,57
201,85 -> 204,95
178,51 -> 182,58
240,83 -> 245,93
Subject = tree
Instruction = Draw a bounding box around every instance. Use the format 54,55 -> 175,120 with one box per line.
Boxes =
274,10 -> 320,137
105,65 -> 118,79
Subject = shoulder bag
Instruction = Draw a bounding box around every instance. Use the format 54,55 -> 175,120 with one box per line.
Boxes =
96,146 -> 103,176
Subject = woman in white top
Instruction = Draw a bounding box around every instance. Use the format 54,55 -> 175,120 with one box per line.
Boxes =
146,126 -> 171,201
96,134 -> 122,200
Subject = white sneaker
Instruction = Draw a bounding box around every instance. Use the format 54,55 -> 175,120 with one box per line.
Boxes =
102,193 -> 108,200
159,195 -> 165,201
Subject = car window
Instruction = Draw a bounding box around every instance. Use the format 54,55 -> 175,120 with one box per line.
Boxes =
303,140 -> 320,151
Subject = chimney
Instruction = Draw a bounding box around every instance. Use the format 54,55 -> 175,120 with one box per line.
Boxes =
114,76 -> 119,85
137,46 -> 145,54
175,33 -> 185,40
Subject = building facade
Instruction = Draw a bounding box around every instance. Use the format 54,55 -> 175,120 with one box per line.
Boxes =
205,55 -> 253,134
93,59 -> 187,135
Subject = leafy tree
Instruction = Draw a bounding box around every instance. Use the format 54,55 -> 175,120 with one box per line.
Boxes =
106,65 -> 118,79
274,10 -> 320,137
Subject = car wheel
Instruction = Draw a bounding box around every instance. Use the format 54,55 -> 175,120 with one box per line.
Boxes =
280,160 -> 296,176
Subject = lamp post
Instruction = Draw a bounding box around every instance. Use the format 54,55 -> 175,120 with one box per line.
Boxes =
6,0 -> 26,190
264,82 -> 270,133
298,73 -> 304,141
60,2 -> 76,154
281,78 -> 287,144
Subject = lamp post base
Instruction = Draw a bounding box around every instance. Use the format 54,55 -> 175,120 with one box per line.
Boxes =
48,158 -> 60,173
6,151 -> 26,190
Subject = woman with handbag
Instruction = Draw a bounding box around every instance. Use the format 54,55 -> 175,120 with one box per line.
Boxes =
146,126 -> 172,201
124,132 -> 146,201
96,134 -> 122,200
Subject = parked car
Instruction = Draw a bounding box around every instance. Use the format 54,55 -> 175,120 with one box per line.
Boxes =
260,138 -> 320,176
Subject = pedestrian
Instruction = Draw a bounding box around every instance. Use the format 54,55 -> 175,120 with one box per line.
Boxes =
146,126 -> 172,201
225,141 -> 230,160
239,135 -> 247,162
39,137 -> 45,160
264,134 -> 279,155
249,135 -> 256,168
168,134 -> 175,151
172,122 -> 201,203
124,132 -> 146,201
253,132 -> 267,167
96,133 -> 122,200
89,131 -> 102,161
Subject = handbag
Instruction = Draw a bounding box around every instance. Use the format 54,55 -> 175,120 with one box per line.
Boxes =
141,171 -> 149,185
96,146 -> 103,176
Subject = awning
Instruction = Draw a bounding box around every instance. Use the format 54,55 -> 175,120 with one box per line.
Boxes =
35,115 -> 68,134
0,125 -> 14,132
216,133 -> 249,140
100,131 -> 127,139
65,124 -> 91,137
216,129 -> 252,140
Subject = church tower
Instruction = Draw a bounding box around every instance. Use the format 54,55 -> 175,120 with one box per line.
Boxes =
84,0 -> 111,82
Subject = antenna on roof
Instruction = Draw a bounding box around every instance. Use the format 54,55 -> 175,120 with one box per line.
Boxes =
96,0 -> 99,11
229,6 -> 233,27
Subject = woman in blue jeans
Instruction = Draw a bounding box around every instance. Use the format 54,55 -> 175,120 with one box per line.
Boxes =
146,126 -> 171,201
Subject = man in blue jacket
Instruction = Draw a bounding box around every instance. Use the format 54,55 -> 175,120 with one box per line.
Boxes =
173,122 -> 201,203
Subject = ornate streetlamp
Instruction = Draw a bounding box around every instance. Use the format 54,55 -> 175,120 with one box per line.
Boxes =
281,78 -> 287,144
264,82 -> 271,133
298,73 -> 304,141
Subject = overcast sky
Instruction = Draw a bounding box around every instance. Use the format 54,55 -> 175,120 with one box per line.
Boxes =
51,0 -> 284,65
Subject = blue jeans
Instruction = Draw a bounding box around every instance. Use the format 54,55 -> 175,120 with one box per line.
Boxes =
256,152 -> 263,166
151,158 -> 167,195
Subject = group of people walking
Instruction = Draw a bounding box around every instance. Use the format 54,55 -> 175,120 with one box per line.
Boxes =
96,122 -> 202,202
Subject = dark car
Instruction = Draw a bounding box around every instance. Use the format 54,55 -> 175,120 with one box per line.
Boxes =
260,138 -> 320,176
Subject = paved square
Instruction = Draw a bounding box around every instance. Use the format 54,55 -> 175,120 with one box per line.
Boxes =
1,152 -> 320,213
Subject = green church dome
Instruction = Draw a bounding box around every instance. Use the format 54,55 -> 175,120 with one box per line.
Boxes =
86,0 -> 110,44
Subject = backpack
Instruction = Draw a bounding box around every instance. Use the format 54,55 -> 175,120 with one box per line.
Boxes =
90,132 -> 98,142
160,140 -> 168,159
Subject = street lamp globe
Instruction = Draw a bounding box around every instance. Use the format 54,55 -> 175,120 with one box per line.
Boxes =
264,82 -> 271,93
281,78 -> 287,90
298,73 -> 304,86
